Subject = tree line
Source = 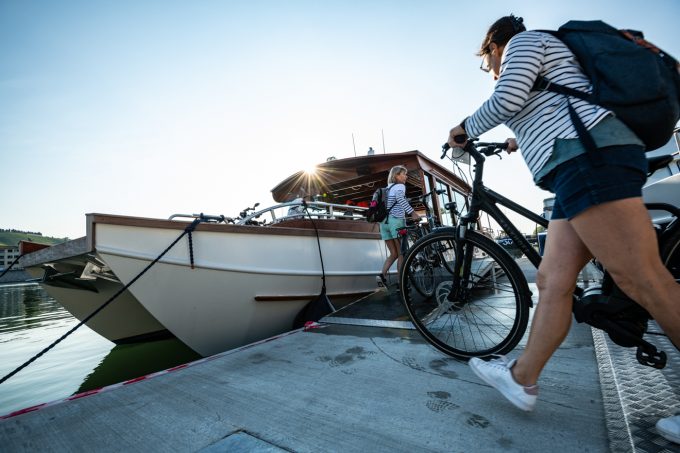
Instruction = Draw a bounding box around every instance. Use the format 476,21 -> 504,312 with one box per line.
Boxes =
0,228 -> 43,236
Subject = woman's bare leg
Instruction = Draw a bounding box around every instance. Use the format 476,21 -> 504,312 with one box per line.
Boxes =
569,197 -> 680,344
382,239 -> 400,277
512,219 -> 592,386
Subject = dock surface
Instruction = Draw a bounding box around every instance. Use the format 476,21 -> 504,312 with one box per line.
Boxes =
1,279 -> 679,452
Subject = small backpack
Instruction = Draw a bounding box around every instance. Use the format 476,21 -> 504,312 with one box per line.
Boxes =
532,20 -> 680,158
366,184 -> 395,223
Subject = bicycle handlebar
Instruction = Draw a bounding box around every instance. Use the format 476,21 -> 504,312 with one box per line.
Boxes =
413,188 -> 446,202
476,141 -> 509,155
441,138 -> 509,159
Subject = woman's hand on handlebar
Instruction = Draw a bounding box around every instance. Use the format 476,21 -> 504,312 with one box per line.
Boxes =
410,211 -> 421,222
447,125 -> 468,149
505,138 -> 519,153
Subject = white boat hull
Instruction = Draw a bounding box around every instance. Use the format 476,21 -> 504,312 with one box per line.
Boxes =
25,269 -> 168,343
94,219 -> 385,356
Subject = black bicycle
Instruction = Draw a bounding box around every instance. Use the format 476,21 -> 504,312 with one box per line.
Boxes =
400,138 -> 680,367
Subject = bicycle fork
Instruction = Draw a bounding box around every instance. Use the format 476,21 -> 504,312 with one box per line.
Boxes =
447,227 -> 476,304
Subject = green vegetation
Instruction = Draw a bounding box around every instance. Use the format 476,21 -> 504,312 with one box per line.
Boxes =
0,229 -> 68,247
533,225 -> 546,235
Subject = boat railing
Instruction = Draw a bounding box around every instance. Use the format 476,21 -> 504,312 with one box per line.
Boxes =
168,201 -> 368,225
242,201 -> 368,224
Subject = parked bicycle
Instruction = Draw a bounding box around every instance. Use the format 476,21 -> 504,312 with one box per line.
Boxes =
398,189 -> 457,297
400,139 -> 680,368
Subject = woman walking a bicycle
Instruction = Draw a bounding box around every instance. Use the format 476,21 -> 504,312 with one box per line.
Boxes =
448,14 -> 680,441
379,165 -> 420,288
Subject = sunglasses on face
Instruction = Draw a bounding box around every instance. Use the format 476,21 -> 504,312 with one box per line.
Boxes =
480,52 -> 492,73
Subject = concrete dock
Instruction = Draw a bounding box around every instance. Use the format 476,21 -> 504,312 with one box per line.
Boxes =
1,280 -> 679,452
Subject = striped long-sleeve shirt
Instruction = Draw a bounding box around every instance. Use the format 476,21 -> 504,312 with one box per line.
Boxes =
386,183 -> 413,218
465,31 -> 610,179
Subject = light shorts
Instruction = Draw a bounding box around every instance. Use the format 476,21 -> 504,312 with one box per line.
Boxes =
541,145 -> 648,220
379,216 -> 406,240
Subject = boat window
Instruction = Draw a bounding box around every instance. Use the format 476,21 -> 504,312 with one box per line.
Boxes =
434,180 -> 451,226
436,180 -> 468,226
423,176 -> 434,215
451,189 -> 468,223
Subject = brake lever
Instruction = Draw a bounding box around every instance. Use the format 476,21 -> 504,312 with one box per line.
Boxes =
441,134 -> 468,159
441,143 -> 450,159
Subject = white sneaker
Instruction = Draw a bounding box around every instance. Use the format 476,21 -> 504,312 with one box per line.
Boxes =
376,274 -> 387,289
656,414 -> 680,444
469,355 -> 538,412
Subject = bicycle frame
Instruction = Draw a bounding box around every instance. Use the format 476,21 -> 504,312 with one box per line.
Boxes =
447,143 -> 548,303
455,144 -> 680,271
457,143 -> 548,268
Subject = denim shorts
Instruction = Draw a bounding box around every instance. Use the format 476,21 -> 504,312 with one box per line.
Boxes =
541,145 -> 648,220
379,216 -> 406,240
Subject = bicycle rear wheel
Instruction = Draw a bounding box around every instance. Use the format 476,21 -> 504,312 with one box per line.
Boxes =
400,229 -> 532,359
662,226 -> 680,281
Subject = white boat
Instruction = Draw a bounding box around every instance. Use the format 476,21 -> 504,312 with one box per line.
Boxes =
20,151 -> 471,356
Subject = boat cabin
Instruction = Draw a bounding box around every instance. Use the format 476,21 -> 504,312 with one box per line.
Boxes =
267,150 -> 471,227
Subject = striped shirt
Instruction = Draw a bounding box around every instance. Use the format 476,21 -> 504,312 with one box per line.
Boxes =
386,183 -> 413,218
465,31 -> 611,179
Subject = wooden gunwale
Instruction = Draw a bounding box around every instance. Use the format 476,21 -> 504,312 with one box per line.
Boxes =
86,214 -> 381,252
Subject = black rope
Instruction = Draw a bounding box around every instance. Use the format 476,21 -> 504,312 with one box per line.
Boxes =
0,218 -> 202,385
0,254 -> 24,279
302,201 -> 327,290
188,229 -> 195,269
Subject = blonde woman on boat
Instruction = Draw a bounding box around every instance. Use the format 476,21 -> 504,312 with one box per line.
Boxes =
379,165 -> 420,287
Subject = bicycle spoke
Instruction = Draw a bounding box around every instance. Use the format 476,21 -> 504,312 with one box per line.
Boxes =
402,230 -> 531,359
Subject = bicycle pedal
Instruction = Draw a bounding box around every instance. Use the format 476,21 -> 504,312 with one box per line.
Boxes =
636,347 -> 667,369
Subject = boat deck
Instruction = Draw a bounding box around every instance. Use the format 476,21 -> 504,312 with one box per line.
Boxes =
1,283 -> 679,452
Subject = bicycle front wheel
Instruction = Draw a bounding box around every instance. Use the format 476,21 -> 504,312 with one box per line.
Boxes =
400,229 -> 532,360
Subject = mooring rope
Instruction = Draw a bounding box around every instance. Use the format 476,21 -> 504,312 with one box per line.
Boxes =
0,217 -> 203,385
187,228 -> 196,269
302,200 -> 328,291
0,254 -> 24,280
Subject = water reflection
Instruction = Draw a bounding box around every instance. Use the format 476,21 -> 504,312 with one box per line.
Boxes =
0,284 -> 200,415
78,338 -> 200,393
0,284 -> 72,334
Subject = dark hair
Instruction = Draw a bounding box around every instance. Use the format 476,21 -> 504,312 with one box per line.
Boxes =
477,14 -> 526,56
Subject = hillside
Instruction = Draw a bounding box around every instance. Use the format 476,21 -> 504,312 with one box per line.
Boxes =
0,231 -> 68,247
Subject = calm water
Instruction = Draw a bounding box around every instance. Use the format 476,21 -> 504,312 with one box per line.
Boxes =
0,283 -> 200,416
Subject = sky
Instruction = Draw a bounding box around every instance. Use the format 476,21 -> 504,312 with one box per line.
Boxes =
1,0 -> 679,239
